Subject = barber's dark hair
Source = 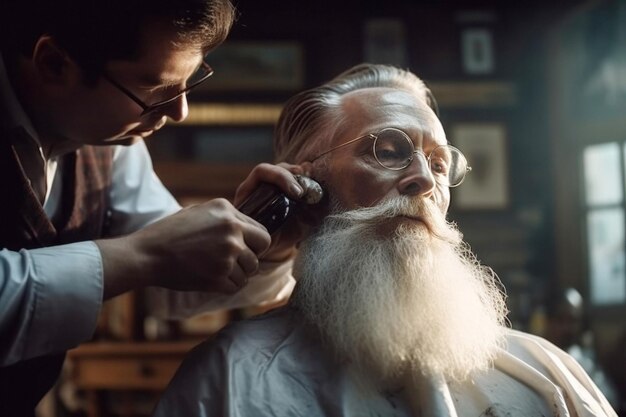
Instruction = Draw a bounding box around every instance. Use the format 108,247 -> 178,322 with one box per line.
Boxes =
274,63 -> 439,164
1,0 -> 235,82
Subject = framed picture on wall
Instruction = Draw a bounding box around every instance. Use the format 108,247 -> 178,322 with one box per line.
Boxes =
363,18 -> 408,67
451,123 -> 509,210
198,41 -> 304,92
461,28 -> 495,75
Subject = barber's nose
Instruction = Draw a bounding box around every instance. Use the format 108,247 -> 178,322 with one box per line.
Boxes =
163,94 -> 189,122
397,152 -> 436,196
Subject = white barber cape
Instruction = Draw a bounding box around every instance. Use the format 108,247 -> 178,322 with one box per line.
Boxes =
152,307 -> 617,417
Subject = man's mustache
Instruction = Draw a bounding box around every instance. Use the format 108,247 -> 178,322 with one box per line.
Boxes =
325,197 -> 458,243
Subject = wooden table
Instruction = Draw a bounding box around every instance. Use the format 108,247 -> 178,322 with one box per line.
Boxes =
67,341 -> 200,417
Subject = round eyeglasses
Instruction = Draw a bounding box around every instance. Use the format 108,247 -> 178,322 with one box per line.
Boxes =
311,127 -> 472,187
102,61 -> 214,116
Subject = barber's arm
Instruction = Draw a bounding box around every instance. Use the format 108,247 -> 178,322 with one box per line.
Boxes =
0,142 -> 172,367
146,161 -> 320,318
104,142 -> 314,315
96,197 -> 274,298
0,143 -> 309,366
0,243 -> 103,366
104,140 -> 271,297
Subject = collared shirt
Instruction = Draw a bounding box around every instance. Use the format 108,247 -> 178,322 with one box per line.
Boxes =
0,55 -> 295,367
0,53 -> 182,366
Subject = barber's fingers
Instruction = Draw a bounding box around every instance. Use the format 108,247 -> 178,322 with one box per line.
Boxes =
234,163 -> 305,206
233,210 -> 272,255
275,161 -> 311,176
222,249 -> 258,293
237,248 -> 260,276
228,263 -> 249,290
220,249 -> 260,292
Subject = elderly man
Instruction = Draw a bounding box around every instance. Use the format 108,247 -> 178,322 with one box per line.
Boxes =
152,64 -> 617,417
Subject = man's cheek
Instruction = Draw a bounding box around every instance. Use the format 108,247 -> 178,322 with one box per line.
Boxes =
435,188 -> 450,214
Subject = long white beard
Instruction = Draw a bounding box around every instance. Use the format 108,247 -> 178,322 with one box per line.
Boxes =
292,197 -> 508,384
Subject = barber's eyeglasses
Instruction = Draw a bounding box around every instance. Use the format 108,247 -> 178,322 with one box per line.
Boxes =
102,61 -> 214,116
311,127 -> 472,187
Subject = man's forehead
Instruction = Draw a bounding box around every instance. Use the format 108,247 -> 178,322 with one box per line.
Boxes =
337,87 -> 444,141
342,87 -> 427,108
108,21 -> 204,85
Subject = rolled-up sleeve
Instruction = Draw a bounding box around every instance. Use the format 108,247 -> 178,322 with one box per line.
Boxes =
0,242 -> 102,366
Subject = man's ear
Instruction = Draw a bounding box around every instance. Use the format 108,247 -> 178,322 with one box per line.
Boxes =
425,88 -> 440,117
299,161 -> 315,178
31,36 -> 80,86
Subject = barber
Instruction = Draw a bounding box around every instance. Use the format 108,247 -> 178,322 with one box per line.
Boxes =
0,0 -> 311,414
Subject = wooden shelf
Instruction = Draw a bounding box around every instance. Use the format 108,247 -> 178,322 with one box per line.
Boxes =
428,81 -> 517,108
182,103 -> 282,126
178,81 -> 517,127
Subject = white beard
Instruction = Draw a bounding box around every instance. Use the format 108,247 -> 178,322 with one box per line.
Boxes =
292,197 -> 508,385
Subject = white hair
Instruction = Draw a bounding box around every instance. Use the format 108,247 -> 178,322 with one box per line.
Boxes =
274,64 -> 438,164
292,196 -> 508,385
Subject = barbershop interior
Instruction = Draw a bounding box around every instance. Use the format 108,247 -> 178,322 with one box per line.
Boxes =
24,0 -> 625,416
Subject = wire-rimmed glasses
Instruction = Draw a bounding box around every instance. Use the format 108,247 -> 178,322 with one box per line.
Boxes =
311,127 -> 472,187
102,61 -> 214,116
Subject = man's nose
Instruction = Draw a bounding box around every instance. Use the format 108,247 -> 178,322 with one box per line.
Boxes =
162,93 -> 189,122
396,151 -> 436,196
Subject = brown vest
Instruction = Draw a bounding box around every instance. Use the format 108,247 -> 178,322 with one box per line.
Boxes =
0,126 -> 114,416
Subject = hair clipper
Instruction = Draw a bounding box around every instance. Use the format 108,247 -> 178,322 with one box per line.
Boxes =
237,176 -> 323,234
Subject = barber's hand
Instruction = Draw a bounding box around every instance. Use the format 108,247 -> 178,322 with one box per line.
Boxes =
234,162 -> 325,262
97,199 -> 271,298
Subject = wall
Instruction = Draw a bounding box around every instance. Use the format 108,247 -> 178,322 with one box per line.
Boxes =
153,0 -> 581,326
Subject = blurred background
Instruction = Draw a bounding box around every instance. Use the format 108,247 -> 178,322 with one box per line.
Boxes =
44,0 -> 626,416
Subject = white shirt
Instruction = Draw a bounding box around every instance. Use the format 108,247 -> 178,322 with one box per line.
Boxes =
152,307 -> 617,417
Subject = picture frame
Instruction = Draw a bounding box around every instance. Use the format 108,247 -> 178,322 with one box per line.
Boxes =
199,41 -> 304,92
363,18 -> 408,67
461,28 -> 495,75
451,123 -> 509,210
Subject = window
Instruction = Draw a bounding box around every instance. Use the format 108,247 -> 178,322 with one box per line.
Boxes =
582,142 -> 626,305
